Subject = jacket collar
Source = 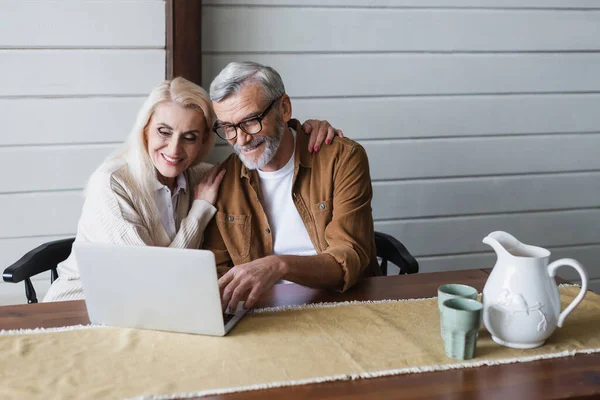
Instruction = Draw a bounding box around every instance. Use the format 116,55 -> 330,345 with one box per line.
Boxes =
239,119 -> 311,180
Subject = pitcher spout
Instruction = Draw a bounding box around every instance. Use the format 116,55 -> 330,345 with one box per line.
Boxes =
482,231 -> 521,259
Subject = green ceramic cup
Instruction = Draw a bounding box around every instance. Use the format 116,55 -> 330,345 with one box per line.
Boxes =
438,284 -> 479,336
438,284 -> 479,309
440,298 -> 483,360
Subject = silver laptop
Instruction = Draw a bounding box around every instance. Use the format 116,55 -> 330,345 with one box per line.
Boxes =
74,242 -> 248,336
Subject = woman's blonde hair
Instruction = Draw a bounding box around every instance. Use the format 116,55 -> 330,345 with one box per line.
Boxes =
88,77 -> 215,226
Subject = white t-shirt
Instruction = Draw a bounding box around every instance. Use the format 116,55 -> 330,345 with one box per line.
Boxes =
153,173 -> 187,241
257,130 -> 317,257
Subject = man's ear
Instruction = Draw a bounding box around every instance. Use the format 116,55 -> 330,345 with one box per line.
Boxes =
279,94 -> 292,122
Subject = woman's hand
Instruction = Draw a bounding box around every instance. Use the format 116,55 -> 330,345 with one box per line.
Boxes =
194,164 -> 226,205
302,119 -> 344,153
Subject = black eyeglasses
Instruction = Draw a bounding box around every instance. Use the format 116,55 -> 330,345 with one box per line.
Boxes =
212,97 -> 279,141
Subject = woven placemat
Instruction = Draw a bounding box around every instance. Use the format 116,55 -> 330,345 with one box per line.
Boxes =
1,285 -> 599,400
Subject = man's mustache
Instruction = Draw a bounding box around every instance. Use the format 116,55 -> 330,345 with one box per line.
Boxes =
234,136 -> 266,152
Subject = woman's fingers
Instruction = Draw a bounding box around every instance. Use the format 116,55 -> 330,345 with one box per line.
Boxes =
213,168 -> 226,188
312,122 -> 329,152
302,120 -> 343,152
201,163 -> 220,184
324,126 -> 337,146
301,120 -> 313,134
208,163 -> 221,182
304,120 -> 318,152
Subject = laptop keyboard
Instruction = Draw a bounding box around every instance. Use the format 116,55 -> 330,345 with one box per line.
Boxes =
223,313 -> 235,325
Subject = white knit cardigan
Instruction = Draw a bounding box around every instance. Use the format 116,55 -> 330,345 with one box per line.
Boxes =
43,162 -> 216,302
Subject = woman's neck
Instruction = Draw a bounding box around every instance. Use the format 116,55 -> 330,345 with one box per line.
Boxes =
157,174 -> 176,192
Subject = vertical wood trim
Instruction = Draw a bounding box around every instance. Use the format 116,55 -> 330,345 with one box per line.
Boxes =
166,0 -> 203,85
165,0 -> 174,79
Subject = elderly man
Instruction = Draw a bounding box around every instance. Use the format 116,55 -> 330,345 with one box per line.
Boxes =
203,61 -> 378,312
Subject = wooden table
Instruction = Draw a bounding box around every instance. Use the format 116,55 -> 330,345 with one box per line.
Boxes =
1,269 -> 599,399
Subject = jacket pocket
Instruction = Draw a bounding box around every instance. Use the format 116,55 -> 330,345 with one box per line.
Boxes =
216,212 -> 251,263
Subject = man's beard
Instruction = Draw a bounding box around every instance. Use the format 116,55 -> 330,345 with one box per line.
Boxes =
233,123 -> 284,170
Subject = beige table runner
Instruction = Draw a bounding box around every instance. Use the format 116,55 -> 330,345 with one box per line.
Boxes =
1,286 -> 599,400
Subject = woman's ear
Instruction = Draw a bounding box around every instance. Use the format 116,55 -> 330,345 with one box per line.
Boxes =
142,127 -> 149,146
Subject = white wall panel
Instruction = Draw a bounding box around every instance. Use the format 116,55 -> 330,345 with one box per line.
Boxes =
203,8 -> 600,52
208,134 -> 600,182
0,1 -> 165,48
203,1 -> 600,7
0,145 -> 117,193
0,50 -> 165,97
372,172 -> 600,220
203,53 -> 600,97
363,134 -> 600,180
1,98 -> 144,145
375,209 -> 600,257
0,192 -> 83,238
290,94 -> 600,140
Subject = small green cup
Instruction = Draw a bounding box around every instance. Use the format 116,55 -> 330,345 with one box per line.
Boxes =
438,284 -> 478,336
438,284 -> 478,309
440,298 -> 483,360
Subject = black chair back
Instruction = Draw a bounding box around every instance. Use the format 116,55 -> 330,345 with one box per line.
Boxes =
374,231 -> 419,275
3,238 -> 74,303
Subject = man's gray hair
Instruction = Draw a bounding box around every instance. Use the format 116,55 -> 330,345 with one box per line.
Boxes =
209,61 -> 285,103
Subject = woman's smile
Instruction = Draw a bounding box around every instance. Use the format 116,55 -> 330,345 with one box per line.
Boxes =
161,153 -> 184,165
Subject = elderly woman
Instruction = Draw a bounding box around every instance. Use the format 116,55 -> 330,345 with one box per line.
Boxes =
43,77 -> 341,302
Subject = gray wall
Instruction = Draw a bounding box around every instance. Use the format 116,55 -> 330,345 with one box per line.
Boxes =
0,0 -> 165,305
201,0 -> 600,291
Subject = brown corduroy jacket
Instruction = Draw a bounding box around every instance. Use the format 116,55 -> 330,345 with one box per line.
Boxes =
202,119 -> 378,291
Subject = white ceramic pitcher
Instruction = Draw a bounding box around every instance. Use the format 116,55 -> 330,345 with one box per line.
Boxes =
482,231 -> 588,349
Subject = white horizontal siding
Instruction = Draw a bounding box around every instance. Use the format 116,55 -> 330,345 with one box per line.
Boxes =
0,192 -> 82,238
1,97 -> 144,145
203,1 -> 600,7
0,1 -> 165,48
0,50 -> 165,97
371,172 -> 600,220
363,134 -> 600,180
290,94 -> 600,140
203,53 -> 600,97
0,145 -> 116,193
186,133 -> 600,183
375,209 -> 600,257
203,8 -> 600,52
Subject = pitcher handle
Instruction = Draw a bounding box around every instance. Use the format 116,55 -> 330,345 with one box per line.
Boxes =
547,258 -> 588,328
